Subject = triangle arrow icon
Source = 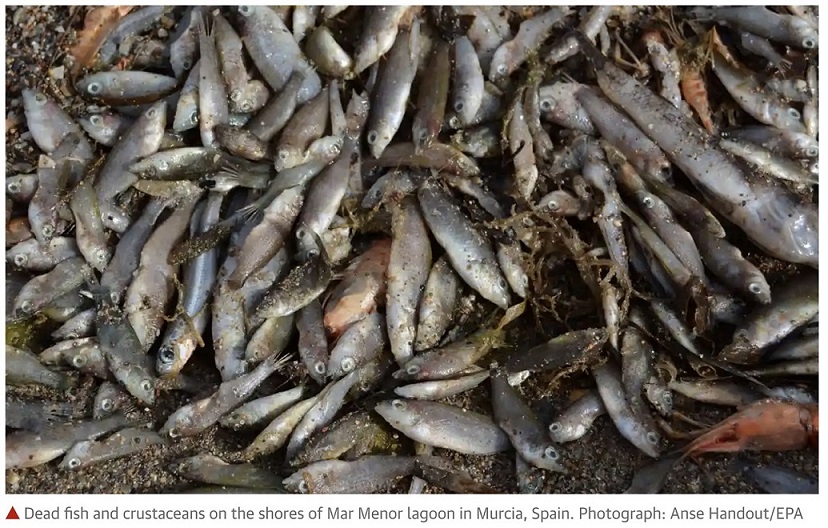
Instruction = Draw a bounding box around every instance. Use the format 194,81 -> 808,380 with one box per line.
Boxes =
6,507 -> 19,520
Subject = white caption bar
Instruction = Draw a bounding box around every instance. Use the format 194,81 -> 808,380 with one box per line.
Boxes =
0,493 -> 815,528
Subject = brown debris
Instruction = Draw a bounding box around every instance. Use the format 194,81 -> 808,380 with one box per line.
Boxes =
6,113 -> 22,133
68,6 -> 134,76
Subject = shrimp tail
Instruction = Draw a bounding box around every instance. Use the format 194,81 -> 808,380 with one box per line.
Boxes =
680,68 -> 715,134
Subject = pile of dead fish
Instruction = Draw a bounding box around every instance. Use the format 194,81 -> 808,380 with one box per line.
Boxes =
5,5 -> 819,494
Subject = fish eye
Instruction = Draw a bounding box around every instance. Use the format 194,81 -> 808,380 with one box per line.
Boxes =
545,200 -> 560,211
748,282 -> 764,295
662,392 -> 672,406
68,458 -> 81,469
366,130 -> 379,145
498,277 -> 507,290
448,115 -> 461,129
641,195 -> 655,208
19,300 -> 33,313
788,108 -> 801,120
416,129 -> 428,143
549,422 -> 563,434
298,480 -> 308,494
159,348 -> 175,364
540,98 -> 553,111
406,364 -> 420,376
391,399 -> 406,410
7,181 -> 20,193
230,89 -> 242,102
544,446 -> 560,460
146,107 -> 158,119
133,436 -> 142,444
182,59 -> 192,71
802,37 -> 816,49
296,226 -> 307,239
805,146 -> 819,158
189,110 -> 198,124
526,479 -> 543,493
278,150 -> 289,161
140,379 -> 153,392
72,354 -> 88,367
341,357 -> 356,372
94,248 -> 109,263
34,92 -> 48,104
87,82 -> 103,95
496,63 -> 508,76
90,115 -> 103,127
313,361 -> 326,375
308,249 -> 320,259
239,6 -> 253,16
454,101 -> 465,113
168,427 -> 180,438
13,254 -> 27,267
100,398 -> 114,412
646,432 -> 659,445
42,224 -> 55,238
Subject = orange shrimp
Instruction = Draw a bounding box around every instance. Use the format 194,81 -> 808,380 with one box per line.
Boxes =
323,238 -> 392,337
677,28 -> 722,135
809,410 -> 819,448
680,67 -> 715,134
683,399 -> 818,459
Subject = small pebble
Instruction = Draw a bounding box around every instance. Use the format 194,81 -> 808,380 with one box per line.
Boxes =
49,66 -> 64,80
